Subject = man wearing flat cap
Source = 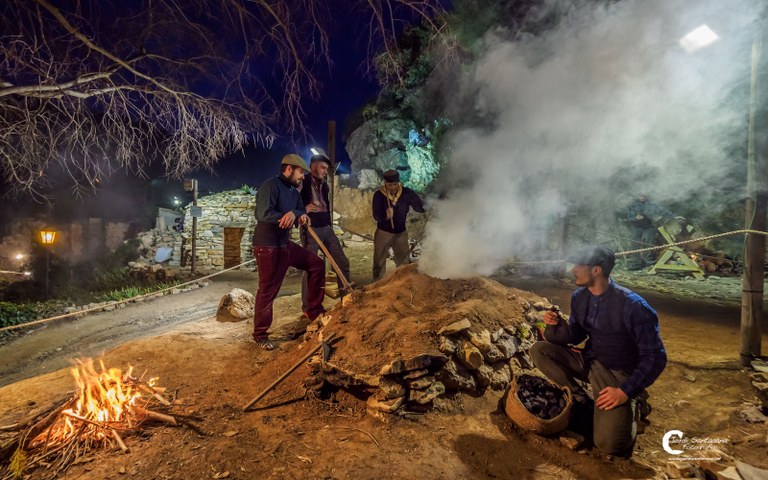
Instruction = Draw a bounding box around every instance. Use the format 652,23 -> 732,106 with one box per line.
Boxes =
529,245 -> 667,457
299,147 -> 351,305
371,169 -> 426,279
251,154 -> 326,351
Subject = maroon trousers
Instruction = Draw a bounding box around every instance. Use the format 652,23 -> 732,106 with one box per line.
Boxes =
252,242 -> 325,340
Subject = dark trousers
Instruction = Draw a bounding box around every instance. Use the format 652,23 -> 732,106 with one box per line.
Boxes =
629,226 -> 656,268
529,341 -> 637,456
252,242 -> 325,340
373,229 -> 409,280
301,225 -> 350,310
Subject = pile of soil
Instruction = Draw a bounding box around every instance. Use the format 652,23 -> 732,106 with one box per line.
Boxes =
312,264 -> 542,376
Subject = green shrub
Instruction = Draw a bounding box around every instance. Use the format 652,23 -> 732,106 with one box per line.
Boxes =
0,302 -> 41,328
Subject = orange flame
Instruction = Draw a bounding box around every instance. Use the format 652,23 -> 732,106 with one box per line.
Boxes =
33,358 -> 158,446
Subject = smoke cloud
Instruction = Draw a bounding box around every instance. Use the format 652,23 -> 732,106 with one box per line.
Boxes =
419,0 -> 763,278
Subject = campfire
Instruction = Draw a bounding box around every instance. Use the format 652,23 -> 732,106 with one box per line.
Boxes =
1,358 -> 180,479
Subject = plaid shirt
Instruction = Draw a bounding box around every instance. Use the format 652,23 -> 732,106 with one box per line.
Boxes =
544,280 -> 667,399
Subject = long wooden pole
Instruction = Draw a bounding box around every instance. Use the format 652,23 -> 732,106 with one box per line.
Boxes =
741,40 -> 765,367
242,332 -> 337,411
306,226 -> 352,290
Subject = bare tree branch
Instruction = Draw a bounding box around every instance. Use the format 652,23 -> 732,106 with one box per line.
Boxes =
0,0 -> 447,197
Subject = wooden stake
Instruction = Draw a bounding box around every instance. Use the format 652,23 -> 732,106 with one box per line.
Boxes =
243,332 -> 337,412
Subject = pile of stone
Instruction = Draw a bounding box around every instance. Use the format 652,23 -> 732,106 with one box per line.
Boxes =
127,262 -> 177,283
302,271 -> 561,418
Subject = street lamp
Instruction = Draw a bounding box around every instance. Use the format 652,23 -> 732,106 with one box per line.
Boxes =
681,24 -> 764,365
39,227 -> 57,298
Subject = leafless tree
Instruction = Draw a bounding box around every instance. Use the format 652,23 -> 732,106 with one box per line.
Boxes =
0,0 -> 448,198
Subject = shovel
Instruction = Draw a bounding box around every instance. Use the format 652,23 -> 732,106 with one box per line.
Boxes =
306,225 -> 353,293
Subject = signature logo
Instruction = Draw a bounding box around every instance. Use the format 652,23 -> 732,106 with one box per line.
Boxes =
662,430 -> 684,455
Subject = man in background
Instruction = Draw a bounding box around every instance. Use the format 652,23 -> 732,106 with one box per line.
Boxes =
300,147 -> 351,307
371,169 -> 426,279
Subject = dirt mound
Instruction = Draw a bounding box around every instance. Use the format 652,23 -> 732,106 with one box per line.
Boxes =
299,264 -> 556,416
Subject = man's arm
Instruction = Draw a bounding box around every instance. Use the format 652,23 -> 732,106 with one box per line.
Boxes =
408,189 -> 426,213
255,180 -> 283,223
372,192 -> 389,223
543,294 -> 588,346
619,300 -> 668,398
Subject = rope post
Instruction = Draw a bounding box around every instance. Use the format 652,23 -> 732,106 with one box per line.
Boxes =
740,39 -> 765,367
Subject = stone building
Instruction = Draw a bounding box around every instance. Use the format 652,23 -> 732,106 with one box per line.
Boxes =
179,190 -> 257,270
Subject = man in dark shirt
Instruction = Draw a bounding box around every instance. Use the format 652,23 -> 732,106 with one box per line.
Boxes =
371,169 -> 426,279
529,245 -> 667,457
251,154 -> 326,350
299,148 -> 350,308
626,194 -> 673,269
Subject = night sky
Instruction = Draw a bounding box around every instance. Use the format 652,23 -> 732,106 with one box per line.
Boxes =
0,4 -> 387,222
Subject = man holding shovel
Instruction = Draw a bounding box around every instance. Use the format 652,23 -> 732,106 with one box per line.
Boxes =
251,154 -> 326,351
300,148 -> 351,305
371,169 -> 426,279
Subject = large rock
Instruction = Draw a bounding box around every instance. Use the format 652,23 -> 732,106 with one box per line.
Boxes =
436,359 -> 477,393
357,169 -> 383,190
367,395 -> 405,413
379,354 -> 449,375
468,329 -> 505,363
437,319 -> 471,336
494,333 -> 520,360
312,361 -> 380,390
216,288 -> 255,322
409,381 -> 446,404
334,186 -> 377,237
456,342 -> 483,371
476,363 -> 512,391
345,117 -> 416,176
375,378 -> 407,400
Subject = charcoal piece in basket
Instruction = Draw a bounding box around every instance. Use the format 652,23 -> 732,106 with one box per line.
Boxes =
515,374 -> 566,420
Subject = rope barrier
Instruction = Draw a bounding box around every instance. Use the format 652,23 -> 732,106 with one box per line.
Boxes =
5,228 -> 767,333
502,229 -> 768,265
0,258 -> 256,333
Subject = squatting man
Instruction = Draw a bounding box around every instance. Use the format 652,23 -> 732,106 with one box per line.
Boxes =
530,245 -> 667,457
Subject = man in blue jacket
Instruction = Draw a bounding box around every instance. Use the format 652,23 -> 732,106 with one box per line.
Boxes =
371,169 -> 426,279
529,245 -> 666,457
251,154 -> 325,350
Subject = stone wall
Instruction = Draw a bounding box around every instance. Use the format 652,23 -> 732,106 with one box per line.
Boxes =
181,190 -> 257,269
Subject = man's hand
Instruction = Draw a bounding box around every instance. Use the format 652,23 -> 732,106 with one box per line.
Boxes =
386,207 -> 394,220
596,387 -> 628,410
278,211 -> 296,229
542,311 -> 560,325
298,214 -> 310,226
306,204 -> 320,213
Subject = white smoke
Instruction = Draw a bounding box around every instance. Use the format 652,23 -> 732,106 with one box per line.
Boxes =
419,0 -> 762,278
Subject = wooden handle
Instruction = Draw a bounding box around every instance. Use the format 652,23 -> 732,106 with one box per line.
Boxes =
242,332 -> 337,411
306,226 -> 352,290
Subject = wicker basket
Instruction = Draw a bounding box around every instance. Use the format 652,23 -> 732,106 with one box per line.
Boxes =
504,376 -> 573,435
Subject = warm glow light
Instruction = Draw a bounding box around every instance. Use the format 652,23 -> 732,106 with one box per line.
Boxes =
15,253 -> 24,260
680,24 -> 719,53
39,228 -> 57,245
23,271 -> 31,276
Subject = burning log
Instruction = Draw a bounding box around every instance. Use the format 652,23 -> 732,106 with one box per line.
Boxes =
0,358 -> 180,479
